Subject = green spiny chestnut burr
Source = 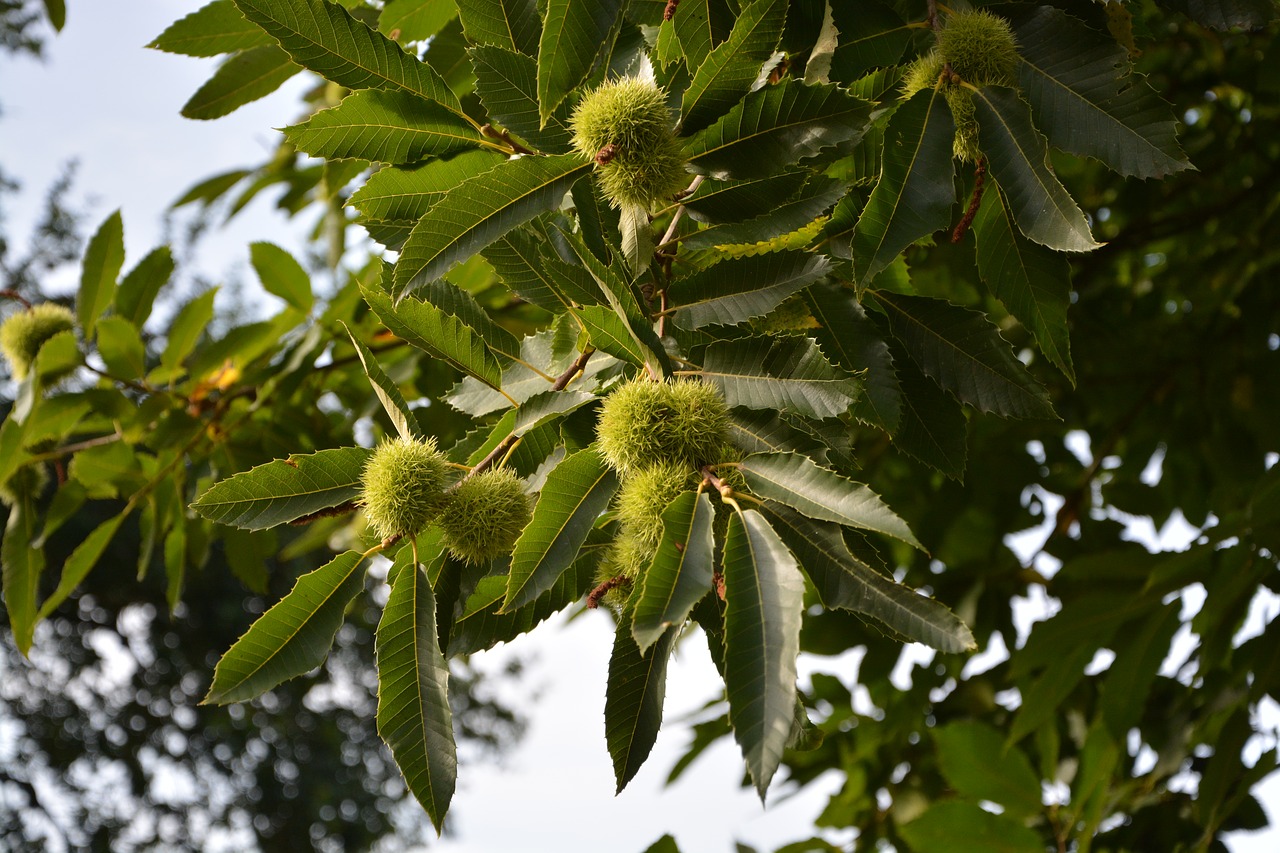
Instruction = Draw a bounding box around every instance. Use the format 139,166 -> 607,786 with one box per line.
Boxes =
939,10 -> 1019,89
437,468 -> 532,564
595,377 -> 732,477
0,303 -> 75,381
615,461 -> 699,553
360,436 -> 450,540
0,463 -> 49,507
900,10 -> 1019,163
570,77 -> 689,211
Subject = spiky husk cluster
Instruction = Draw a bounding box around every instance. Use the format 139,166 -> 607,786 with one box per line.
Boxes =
0,303 -> 75,380
0,463 -> 49,507
939,10 -> 1019,88
360,436 -> 450,540
899,11 -> 1019,163
570,78 -> 689,210
437,468 -> 532,564
596,377 -> 732,477
591,378 -> 741,612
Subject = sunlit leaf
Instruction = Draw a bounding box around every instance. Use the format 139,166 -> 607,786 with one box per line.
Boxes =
394,154 -> 591,298
668,250 -> 830,329
536,0 -> 625,125
192,447 -> 372,529
284,89 -> 481,164
701,336 -> 860,419
250,242 -> 313,313
182,44 -> 301,119
150,0 -> 272,56
77,210 -> 124,338
741,451 -> 923,550
971,86 -> 1101,253
231,0 -> 461,111
680,0 -> 785,134
2,497 -> 44,656
457,0 -> 541,56
204,550 -> 368,704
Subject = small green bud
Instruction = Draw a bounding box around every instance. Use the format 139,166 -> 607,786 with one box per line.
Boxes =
360,436 -> 450,540
570,78 -> 689,210
595,377 -> 732,477
0,303 -> 75,381
437,468 -> 533,564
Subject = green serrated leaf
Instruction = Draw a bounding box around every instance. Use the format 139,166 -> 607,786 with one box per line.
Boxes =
362,281 -> 506,391
684,79 -> 873,180
418,279 -> 523,361
504,448 -> 619,611
345,325 -> 415,440
471,44 -> 573,153
77,210 -> 124,338
723,509 -> 804,799
764,503 -> 973,652
3,497 -> 44,656
394,154 -> 591,297
885,339 -> 968,479
682,171 -> 809,224
680,175 -> 845,252
852,89 -> 955,286
232,0 -> 462,111
668,250 -> 830,329
204,550 -> 368,704
972,182 -> 1074,384
1012,5 -> 1191,179
116,246 -> 175,328
457,0 -> 540,55
827,0 -> 910,83
182,44 -> 302,120
803,282 -> 901,433
351,151 -> 504,249
95,316 -> 147,381
701,336 -> 859,419
536,0 -> 625,125
971,86 -> 1101,253
680,0 -> 785,134
632,491 -> 716,652
483,224 -> 603,311
376,549 -> 456,831
606,622 -> 679,793
250,242 -> 314,312
741,451 -> 922,550
150,0 -> 272,56
449,531 -> 604,655
192,447 -> 372,529
874,291 -> 1056,420
573,305 -> 649,368
284,89 -> 481,164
